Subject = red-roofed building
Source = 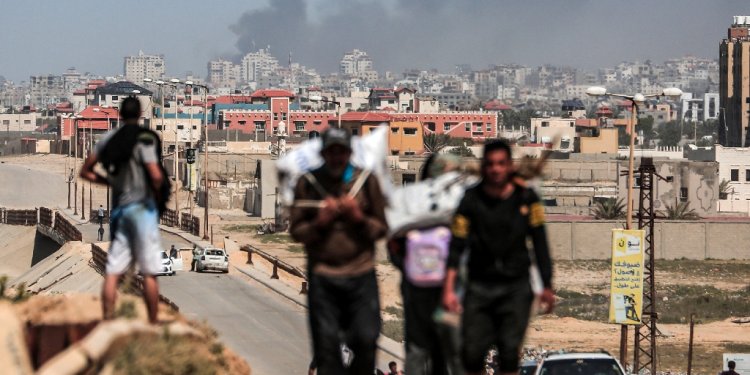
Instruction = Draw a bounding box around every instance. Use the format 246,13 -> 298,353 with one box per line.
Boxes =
483,99 -> 512,111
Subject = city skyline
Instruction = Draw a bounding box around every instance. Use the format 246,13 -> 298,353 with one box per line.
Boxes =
0,0 -> 748,83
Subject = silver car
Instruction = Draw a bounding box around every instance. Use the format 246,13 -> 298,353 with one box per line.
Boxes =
195,247 -> 229,273
535,352 -> 626,375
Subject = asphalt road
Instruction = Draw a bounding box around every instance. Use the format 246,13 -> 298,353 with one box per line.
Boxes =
77,223 -> 312,374
0,163 -> 67,208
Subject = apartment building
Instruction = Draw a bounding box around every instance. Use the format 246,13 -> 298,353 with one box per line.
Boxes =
124,51 -> 165,83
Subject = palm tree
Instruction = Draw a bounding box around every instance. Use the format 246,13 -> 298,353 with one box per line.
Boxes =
592,198 -> 626,220
660,199 -> 701,220
719,179 -> 731,200
423,133 -> 451,154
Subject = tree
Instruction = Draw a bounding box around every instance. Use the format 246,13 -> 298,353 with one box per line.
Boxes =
659,199 -> 700,220
638,116 -> 656,146
449,143 -> 475,157
591,198 -> 626,220
423,133 -> 451,154
719,179 -> 731,200
500,109 -> 536,131
657,120 -> 681,147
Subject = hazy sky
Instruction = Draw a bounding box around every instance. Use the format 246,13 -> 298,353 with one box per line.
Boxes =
1,0 -> 749,83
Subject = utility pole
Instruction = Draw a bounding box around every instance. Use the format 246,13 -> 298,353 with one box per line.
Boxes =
687,313 -> 695,375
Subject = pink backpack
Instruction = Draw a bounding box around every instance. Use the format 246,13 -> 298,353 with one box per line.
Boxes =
404,227 -> 451,287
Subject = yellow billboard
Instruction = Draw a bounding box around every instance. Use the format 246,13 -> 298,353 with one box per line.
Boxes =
609,229 -> 645,325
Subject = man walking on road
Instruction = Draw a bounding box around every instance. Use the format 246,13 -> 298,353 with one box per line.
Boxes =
97,204 -> 105,225
80,97 -> 165,324
442,140 -> 555,375
290,128 -> 388,374
722,361 -> 741,375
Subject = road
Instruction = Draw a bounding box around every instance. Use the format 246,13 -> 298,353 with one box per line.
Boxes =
1,162 -> 313,374
0,163 -> 67,208
77,222 -> 312,374
4,163 -> 401,374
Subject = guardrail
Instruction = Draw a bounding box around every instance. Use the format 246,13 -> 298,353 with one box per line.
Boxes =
161,208 -> 178,227
53,212 -> 82,241
240,244 -> 308,294
1,208 -> 38,225
39,207 -> 54,227
180,213 -> 200,237
91,243 -> 179,312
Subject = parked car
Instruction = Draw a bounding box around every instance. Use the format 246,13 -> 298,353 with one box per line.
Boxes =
156,251 -> 174,276
194,246 -> 229,273
520,360 -> 538,375
535,352 -> 626,375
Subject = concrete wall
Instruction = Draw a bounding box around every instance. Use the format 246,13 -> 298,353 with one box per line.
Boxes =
546,220 -> 750,260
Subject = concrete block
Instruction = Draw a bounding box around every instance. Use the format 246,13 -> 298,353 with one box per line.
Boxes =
546,222 -> 573,260
572,222 -> 619,259
707,223 -> 750,259
573,197 -> 591,207
659,222 -> 706,259
592,169 -> 616,181
560,169 -> 580,181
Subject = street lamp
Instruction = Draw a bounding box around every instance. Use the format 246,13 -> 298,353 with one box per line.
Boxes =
586,85 -> 681,367
72,114 -> 82,216
191,82 -> 211,240
94,107 -> 112,215
586,86 -> 682,229
309,95 -> 342,128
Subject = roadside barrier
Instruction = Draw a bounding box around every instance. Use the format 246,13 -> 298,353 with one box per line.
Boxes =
53,212 -> 82,242
241,244 -> 308,294
39,207 -> 54,227
1,208 -> 38,225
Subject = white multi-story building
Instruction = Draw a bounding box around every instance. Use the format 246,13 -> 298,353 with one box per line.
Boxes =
29,74 -> 65,106
240,48 -> 279,83
208,59 -> 240,88
339,49 -> 378,80
124,51 -> 165,82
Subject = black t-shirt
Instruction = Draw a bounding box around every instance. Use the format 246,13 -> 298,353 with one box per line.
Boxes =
447,183 -> 552,288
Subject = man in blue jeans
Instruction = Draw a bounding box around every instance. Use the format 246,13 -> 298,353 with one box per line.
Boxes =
80,97 -> 165,324
290,128 -> 388,374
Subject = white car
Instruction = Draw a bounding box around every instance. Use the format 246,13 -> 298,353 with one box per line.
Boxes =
194,247 -> 229,273
535,352 -> 627,375
156,251 -> 175,276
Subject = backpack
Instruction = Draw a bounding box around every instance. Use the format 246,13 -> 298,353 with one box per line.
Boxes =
404,226 -> 451,287
98,126 -> 172,214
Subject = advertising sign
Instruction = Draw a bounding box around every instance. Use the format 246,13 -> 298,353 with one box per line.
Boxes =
609,229 -> 645,325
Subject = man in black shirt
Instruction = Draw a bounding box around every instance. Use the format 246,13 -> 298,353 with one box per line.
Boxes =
721,360 -> 740,375
442,140 -> 555,375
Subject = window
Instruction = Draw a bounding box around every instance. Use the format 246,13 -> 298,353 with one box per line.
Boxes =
352,129 -> 359,135
177,125 -> 184,130
680,187 -> 688,202
426,122 -> 436,132
746,169 -> 750,181
24,120 -> 31,124
391,127 -> 399,134
282,112 -> 287,121
2,120 -> 8,125
155,125 -> 163,131
295,121 -> 306,131
486,123 -> 492,131
111,95 -> 118,101
465,123 -> 471,131
404,128 -> 417,135
444,123 -> 452,131
254,121 -> 265,130
238,120 -> 247,126
731,169 -> 739,182
541,121 -> 549,127
313,120 -> 322,125
273,113 -> 278,120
